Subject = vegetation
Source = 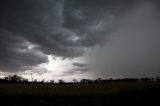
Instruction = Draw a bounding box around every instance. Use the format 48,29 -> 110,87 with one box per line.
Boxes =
0,75 -> 159,84
0,75 -> 160,106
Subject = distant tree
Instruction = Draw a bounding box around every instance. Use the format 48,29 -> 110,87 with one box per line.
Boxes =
34,79 -> 37,83
0,78 -> 8,83
156,76 -> 160,81
41,79 -> 44,83
50,80 -> 55,83
94,78 -> 103,84
58,79 -> 65,84
22,78 -> 28,83
73,79 -> 78,83
116,78 -> 139,82
9,75 -> 23,83
140,77 -> 151,82
80,79 -> 93,84
0,75 -> 30,83
4,77 -> 9,81
80,79 -> 87,83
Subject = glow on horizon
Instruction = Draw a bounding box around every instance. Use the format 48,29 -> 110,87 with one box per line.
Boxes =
19,55 -> 89,82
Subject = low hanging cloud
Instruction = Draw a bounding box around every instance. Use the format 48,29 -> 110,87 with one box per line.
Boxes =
62,63 -> 90,77
72,62 -> 90,73
72,62 -> 88,67
0,0 -> 147,73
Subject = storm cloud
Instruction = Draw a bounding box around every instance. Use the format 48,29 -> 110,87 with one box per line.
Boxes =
0,0 -> 138,72
72,62 -> 88,67
72,62 -> 90,73
0,0 -> 160,80
85,0 -> 160,78
62,63 -> 90,77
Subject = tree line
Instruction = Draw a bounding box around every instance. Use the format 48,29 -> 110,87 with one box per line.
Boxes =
0,75 -> 160,84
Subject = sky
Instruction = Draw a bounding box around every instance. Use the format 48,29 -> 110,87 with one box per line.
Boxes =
0,0 -> 160,82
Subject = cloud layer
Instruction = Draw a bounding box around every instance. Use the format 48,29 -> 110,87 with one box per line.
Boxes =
1,0 -> 159,77
85,0 -> 160,78
0,0 -> 138,72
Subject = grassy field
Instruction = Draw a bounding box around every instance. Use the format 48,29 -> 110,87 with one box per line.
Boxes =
0,82 -> 160,106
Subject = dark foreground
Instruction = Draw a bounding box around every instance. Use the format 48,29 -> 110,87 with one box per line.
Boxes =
0,82 -> 160,106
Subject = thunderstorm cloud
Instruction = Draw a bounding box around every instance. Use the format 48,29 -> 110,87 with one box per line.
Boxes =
0,0 -> 160,79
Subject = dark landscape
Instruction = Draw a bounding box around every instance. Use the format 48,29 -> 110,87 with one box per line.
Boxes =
0,75 -> 160,106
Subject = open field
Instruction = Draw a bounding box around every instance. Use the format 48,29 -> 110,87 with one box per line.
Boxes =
0,82 -> 160,106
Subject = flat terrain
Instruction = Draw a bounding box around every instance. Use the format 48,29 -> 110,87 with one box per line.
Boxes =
0,82 -> 160,106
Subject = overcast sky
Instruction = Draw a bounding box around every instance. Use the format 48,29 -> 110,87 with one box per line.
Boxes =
0,0 -> 160,81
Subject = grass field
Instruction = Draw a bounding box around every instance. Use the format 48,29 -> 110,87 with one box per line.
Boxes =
0,82 -> 160,106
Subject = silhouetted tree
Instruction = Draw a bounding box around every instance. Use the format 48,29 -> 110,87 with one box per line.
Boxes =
156,76 -> 160,81
4,77 -> 9,81
140,77 -> 151,82
0,78 -> 8,83
50,80 -> 55,83
22,78 -> 28,83
58,79 -> 65,84
34,79 -> 37,83
41,79 -> 44,83
80,79 -> 93,84
73,79 -> 78,83
94,78 -> 103,84
9,75 -> 23,83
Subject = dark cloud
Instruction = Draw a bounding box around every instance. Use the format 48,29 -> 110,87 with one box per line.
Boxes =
72,62 -> 88,67
71,63 -> 90,73
62,67 -> 90,77
1,0 -> 158,74
0,29 -> 47,72
85,0 -> 160,78
62,0 -> 138,47
61,62 -> 90,76
72,67 -> 90,72
27,68 -> 50,75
